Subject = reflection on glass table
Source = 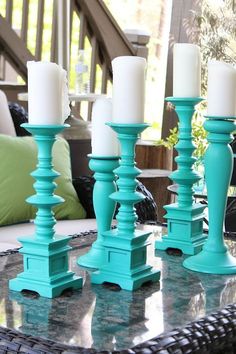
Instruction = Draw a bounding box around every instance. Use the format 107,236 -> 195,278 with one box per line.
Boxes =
0,226 -> 236,351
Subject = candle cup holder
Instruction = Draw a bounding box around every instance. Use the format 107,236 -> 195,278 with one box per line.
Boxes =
9,124 -> 83,298
156,97 -> 207,255
77,154 -> 119,268
183,116 -> 236,274
91,123 -> 160,291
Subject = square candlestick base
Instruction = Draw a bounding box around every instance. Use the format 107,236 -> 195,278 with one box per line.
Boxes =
9,235 -> 83,298
91,229 -> 160,291
156,203 -> 207,255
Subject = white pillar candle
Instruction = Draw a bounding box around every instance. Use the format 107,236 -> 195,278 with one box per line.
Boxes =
91,98 -> 119,156
173,43 -> 201,97
112,56 -> 146,123
207,60 -> 236,117
27,61 -> 70,125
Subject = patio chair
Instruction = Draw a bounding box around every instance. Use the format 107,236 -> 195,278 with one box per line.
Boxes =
2,93 -> 158,228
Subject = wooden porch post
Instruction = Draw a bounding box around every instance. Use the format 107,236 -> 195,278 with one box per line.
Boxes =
161,0 -> 202,139
57,0 -> 70,73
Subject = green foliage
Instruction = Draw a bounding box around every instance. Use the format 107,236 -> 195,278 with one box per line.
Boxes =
157,127 -> 178,149
192,112 -> 208,159
162,0 -> 236,158
184,0 -> 236,95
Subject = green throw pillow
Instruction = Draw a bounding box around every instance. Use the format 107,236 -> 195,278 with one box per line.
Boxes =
0,135 -> 86,226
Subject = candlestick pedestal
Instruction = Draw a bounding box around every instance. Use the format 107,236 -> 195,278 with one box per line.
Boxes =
91,123 -> 160,291
9,124 -> 83,298
156,97 -> 206,255
183,116 -> 236,274
77,155 -> 119,268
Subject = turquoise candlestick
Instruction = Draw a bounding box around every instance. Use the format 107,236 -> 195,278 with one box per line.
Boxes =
91,123 -> 160,291
77,154 -> 119,268
156,97 -> 207,255
184,116 -> 236,274
9,124 -> 83,298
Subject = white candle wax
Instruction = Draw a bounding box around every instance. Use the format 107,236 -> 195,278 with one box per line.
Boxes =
173,43 -> 201,97
91,98 -> 119,156
27,61 -> 70,125
112,56 -> 146,123
207,60 -> 236,117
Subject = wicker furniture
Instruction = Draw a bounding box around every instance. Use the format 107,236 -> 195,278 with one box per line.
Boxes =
0,229 -> 235,353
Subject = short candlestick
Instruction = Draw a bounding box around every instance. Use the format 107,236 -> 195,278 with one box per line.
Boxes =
183,116 -> 236,274
77,155 -> 119,268
91,123 -> 160,291
156,97 -> 207,255
9,124 -> 83,298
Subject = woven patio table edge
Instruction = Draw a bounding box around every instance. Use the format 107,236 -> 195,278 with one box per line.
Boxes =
0,303 -> 234,353
0,228 -> 236,353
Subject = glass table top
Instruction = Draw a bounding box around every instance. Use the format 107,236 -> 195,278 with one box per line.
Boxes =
1,226 -> 236,351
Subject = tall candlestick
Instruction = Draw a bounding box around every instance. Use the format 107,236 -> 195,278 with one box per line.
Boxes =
112,56 -> 146,124
183,116 -> 236,274
183,60 -> 236,274
9,124 -> 83,298
27,61 -> 70,125
156,97 -> 206,255
91,98 -> 119,156
173,43 -> 201,97
91,123 -> 160,291
207,61 -> 236,117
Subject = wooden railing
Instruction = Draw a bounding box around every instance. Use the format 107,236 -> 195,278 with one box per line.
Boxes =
0,0 -> 175,212
0,0 -> 150,118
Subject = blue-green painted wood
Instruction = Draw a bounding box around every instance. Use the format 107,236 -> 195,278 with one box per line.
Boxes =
156,97 -> 207,255
77,155 -> 119,268
9,124 -> 83,298
91,123 -> 160,291
184,116 -> 236,274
